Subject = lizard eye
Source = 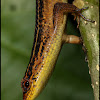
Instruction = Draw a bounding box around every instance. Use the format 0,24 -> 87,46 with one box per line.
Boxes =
24,81 -> 29,88
21,79 -> 30,93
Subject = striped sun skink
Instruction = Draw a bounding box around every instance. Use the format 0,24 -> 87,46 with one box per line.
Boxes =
21,0 -> 94,100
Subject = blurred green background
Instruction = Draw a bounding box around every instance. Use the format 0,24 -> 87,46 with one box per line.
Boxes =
1,0 -> 94,100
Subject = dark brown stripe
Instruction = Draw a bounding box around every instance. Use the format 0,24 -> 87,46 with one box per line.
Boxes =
34,0 -> 44,57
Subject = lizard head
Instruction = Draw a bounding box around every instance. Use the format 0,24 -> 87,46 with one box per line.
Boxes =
21,77 -> 39,100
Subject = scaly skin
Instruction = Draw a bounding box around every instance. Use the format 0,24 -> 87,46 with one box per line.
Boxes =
21,0 -> 94,100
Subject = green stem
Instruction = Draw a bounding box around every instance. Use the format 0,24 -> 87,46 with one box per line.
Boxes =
73,0 -> 99,100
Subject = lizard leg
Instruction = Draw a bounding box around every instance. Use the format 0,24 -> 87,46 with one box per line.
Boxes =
53,3 -> 95,28
62,34 -> 82,44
